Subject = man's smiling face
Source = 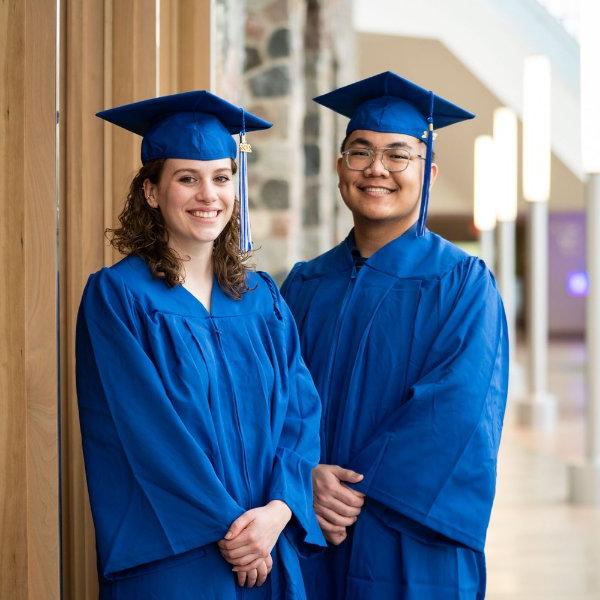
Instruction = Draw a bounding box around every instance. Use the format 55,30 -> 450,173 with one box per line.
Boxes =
336,129 -> 437,231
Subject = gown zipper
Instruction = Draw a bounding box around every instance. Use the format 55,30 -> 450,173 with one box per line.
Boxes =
321,266 -> 360,461
210,316 -> 253,508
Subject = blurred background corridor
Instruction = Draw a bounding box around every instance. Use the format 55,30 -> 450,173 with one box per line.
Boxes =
487,341 -> 600,599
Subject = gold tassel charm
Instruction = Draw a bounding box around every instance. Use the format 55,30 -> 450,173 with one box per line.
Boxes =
239,133 -> 252,153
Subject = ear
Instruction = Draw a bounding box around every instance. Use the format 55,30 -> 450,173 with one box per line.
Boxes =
336,156 -> 344,180
428,162 -> 439,190
143,178 -> 159,208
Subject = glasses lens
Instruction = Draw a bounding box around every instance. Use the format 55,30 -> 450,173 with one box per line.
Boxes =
382,148 -> 410,172
345,148 -> 373,170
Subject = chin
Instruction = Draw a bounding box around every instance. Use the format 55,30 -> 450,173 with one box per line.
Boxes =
355,210 -> 417,225
355,208 -> 398,221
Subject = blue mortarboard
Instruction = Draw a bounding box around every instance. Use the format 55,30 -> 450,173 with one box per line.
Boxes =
97,90 -> 272,251
314,71 -> 474,236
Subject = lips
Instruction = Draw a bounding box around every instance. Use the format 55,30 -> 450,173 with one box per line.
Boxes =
187,209 -> 221,218
357,185 -> 397,195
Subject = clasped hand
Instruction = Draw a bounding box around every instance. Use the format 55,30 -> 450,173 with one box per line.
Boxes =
218,500 -> 292,588
312,464 -> 365,545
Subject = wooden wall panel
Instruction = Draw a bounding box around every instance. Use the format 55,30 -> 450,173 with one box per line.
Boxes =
0,0 -> 59,598
24,0 -> 60,596
108,0 -> 158,263
0,1 -> 28,597
160,0 -> 212,95
60,2 -> 108,597
176,0 -> 212,91
60,1 -> 157,598
160,0 -> 179,95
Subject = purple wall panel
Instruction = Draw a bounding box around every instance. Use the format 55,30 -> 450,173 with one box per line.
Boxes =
548,211 -> 586,336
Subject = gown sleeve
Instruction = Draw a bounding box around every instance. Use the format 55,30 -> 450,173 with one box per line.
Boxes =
260,274 -> 326,552
76,268 -> 245,578
347,258 -> 508,552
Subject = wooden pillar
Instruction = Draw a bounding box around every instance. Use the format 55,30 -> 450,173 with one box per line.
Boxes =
60,3 -> 108,598
160,0 -> 213,95
60,1 -> 157,598
0,0 -> 60,598
107,0 -> 159,263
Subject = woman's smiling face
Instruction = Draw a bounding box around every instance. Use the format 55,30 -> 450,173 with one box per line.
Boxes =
144,158 -> 235,252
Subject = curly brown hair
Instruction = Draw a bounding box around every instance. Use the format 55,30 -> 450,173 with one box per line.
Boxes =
106,159 -> 252,299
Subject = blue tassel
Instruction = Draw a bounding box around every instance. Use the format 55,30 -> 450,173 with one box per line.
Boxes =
238,111 -> 252,252
417,91 -> 435,237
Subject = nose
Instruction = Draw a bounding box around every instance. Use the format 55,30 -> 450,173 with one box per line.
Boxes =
195,181 -> 219,204
364,151 -> 389,177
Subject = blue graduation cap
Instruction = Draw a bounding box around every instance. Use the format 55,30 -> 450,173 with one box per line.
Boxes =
97,90 -> 272,251
314,71 -> 474,236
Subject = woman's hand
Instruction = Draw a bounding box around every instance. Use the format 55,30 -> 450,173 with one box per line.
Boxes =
234,555 -> 273,587
218,500 -> 292,572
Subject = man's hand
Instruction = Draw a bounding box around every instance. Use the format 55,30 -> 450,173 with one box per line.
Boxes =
234,555 -> 273,588
218,500 -> 292,573
312,464 -> 365,545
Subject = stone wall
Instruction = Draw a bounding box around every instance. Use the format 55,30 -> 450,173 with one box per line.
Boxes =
214,0 -> 356,281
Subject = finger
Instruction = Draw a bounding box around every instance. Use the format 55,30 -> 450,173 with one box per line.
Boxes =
219,543 -> 258,561
326,530 -> 347,545
233,557 -> 268,572
316,514 -> 346,535
313,477 -> 365,508
315,504 -> 357,527
332,466 -> 364,483
226,552 -> 264,567
218,531 -> 253,551
226,511 -> 255,540
256,561 -> 268,586
245,568 -> 258,588
330,485 -> 366,507
218,546 -> 232,564
236,571 -> 247,587
266,554 -> 273,574
341,482 -> 366,498
315,495 -> 362,518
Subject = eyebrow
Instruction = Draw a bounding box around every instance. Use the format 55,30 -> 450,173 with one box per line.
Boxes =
347,138 -> 413,149
172,167 -> 232,175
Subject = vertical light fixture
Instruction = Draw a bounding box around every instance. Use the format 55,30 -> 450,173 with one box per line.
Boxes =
495,108 -> 518,222
516,54 -> 556,427
494,107 -> 523,397
474,135 -> 497,270
523,56 -> 551,203
569,0 -> 600,504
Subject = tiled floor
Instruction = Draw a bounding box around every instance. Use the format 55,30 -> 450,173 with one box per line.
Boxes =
486,340 -> 600,599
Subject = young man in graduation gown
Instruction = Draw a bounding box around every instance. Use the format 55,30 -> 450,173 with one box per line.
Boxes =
281,71 -> 509,599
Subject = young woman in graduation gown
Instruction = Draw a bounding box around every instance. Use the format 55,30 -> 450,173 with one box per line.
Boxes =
75,91 -> 325,599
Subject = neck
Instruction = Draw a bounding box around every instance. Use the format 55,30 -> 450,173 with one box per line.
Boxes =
352,217 -> 417,257
169,237 -> 214,281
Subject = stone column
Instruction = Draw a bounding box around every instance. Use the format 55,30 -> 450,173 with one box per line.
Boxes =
213,0 -> 357,278
242,0 -> 307,280
214,0 -> 245,101
302,0 -> 355,257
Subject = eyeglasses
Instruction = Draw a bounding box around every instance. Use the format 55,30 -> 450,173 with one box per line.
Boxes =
341,146 -> 425,172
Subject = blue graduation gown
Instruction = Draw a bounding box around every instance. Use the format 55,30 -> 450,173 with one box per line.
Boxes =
281,227 -> 509,600
76,255 -> 325,599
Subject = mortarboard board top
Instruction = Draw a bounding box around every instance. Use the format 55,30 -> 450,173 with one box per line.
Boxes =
96,90 -> 272,164
314,71 -> 474,139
